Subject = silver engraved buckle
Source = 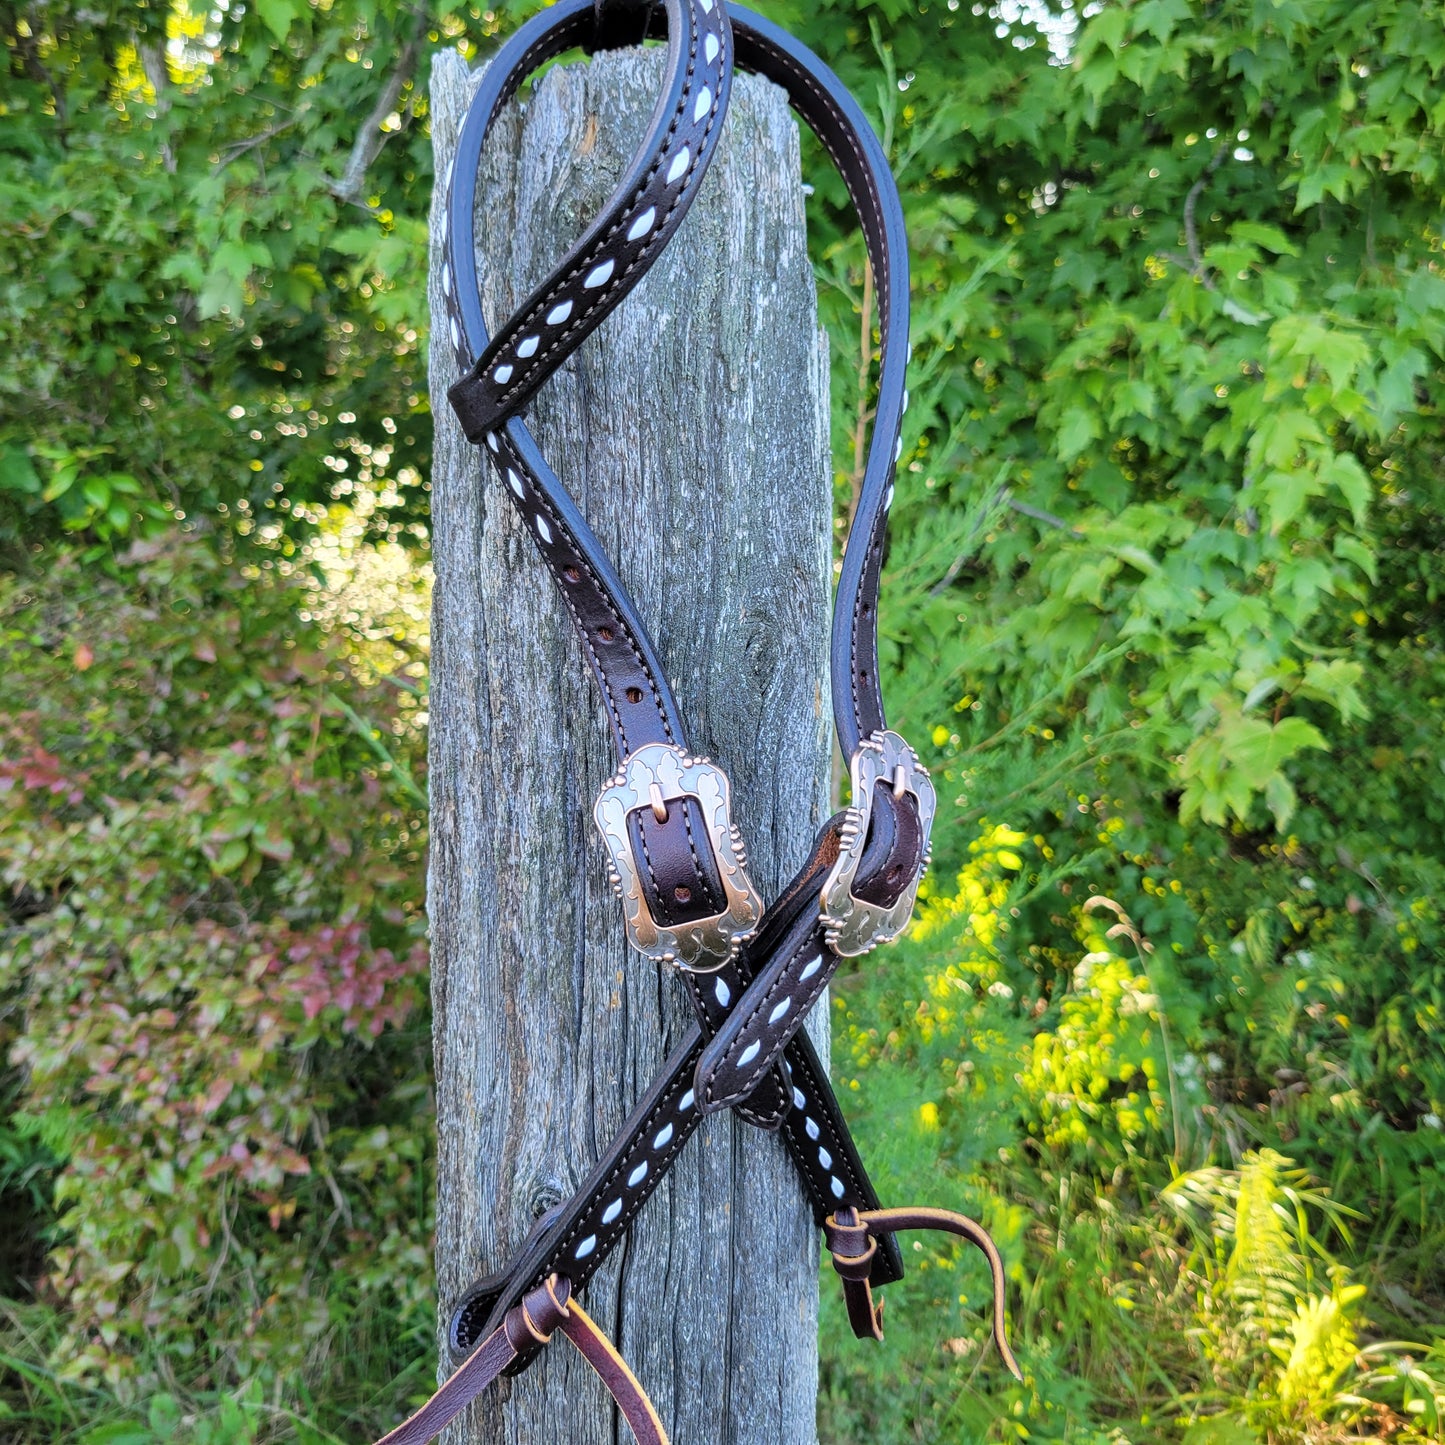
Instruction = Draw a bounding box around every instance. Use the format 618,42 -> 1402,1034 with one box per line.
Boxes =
819,730 -> 937,958
594,743 -> 761,973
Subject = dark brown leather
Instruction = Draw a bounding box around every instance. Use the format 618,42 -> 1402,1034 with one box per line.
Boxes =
374,1307 -> 521,1445
447,0 -> 729,443
558,1295 -> 670,1445
375,1274 -> 670,1445
440,0 -> 924,1144
629,798 -> 727,926
692,786 -> 924,1112
422,2 -> 961,1435
851,784 -> 923,909
679,961 -> 790,1131
824,1207 -> 1023,1379
626,796 -> 791,1128
446,1010 -> 904,1368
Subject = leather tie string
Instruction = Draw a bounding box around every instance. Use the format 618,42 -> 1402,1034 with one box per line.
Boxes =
375,1275 -> 669,1445
823,1207 -> 1023,1380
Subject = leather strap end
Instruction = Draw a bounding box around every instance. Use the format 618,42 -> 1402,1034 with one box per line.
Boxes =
447,370 -> 501,445
826,1206 -> 1023,1376
376,1274 -> 670,1445
559,1296 -> 671,1445
840,1276 -> 885,1342
372,1318 -> 523,1445
734,1070 -> 791,1130
825,1209 -> 885,1341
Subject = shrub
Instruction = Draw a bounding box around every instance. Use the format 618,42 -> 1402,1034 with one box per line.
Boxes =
0,540 -> 432,1417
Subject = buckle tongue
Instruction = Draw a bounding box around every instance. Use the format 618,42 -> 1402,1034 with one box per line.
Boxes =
594,743 -> 761,972
820,730 -> 936,957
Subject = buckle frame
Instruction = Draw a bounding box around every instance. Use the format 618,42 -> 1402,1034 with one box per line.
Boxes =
594,743 -> 761,973
819,730 -> 936,958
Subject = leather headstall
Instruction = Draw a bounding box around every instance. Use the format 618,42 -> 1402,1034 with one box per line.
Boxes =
380,3 -> 1022,1441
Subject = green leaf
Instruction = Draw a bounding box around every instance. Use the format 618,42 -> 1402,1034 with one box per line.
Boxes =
79,1427 -> 153,1445
1232,715 -> 1328,786
1230,221 -> 1300,257
1299,659 -> 1367,724
146,1159 -> 176,1196
1181,705 -> 1328,827
1182,1416 -> 1261,1445
1257,467 -> 1325,531
255,0 -> 299,44
1253,410 -> 1324,470
1264,771 -> 1299,832
256,818 -> 294,863
1056,406 -> 1101,463
1333,534 -> 1377,584
1374,346 -> 1426,425
214,837 -> 250,875
1086,5 -> 1130,56
1321,452 -> 1370,527
0,445 -> 40,495
41,461 -> 79,502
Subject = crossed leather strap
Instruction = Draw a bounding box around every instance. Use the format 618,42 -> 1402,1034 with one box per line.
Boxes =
379,2 -> 1023,1440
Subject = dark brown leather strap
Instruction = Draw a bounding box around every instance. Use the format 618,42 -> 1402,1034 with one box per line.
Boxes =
447,0 -> 729,446
435,0 -> 931,1362
693,786 -> 924,1113
443,0 -> 915,770
375,1275 -> 669,1445
443,0 -> 934,1114
824,1206 -> 1023,1378
442,805 -> 918,1368
422,0 -> 977,1430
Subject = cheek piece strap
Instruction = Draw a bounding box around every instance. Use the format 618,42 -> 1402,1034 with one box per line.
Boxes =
380,3 -> 1023,1440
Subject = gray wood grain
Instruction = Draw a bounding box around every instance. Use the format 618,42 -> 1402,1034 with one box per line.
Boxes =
427,45 -> 831,1445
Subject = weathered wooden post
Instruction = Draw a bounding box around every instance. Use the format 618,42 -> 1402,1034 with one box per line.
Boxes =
427,40 -> 832,1445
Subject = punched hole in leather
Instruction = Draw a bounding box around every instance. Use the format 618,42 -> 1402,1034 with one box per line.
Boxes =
626,797 -> 727,926
851,782 -> 922,911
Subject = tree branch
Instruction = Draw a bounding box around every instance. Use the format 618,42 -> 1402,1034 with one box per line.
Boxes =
331,5 -> 429,206
929,487 -> 1082,596
1182,141 -> 1229,286
136,38 -> 175,172
212,113 -> 301,175
3,1 -> 69,143
1007,496 -> 1084,536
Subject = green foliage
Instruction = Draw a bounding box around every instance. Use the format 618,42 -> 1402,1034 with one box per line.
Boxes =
774,0 -> 1444,838
0,0 -> 480,560
769,3 -> 1445,1436
0,541 -> 432,1431
3,0 -> 1444,1440
822,838 -> 1445,1444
